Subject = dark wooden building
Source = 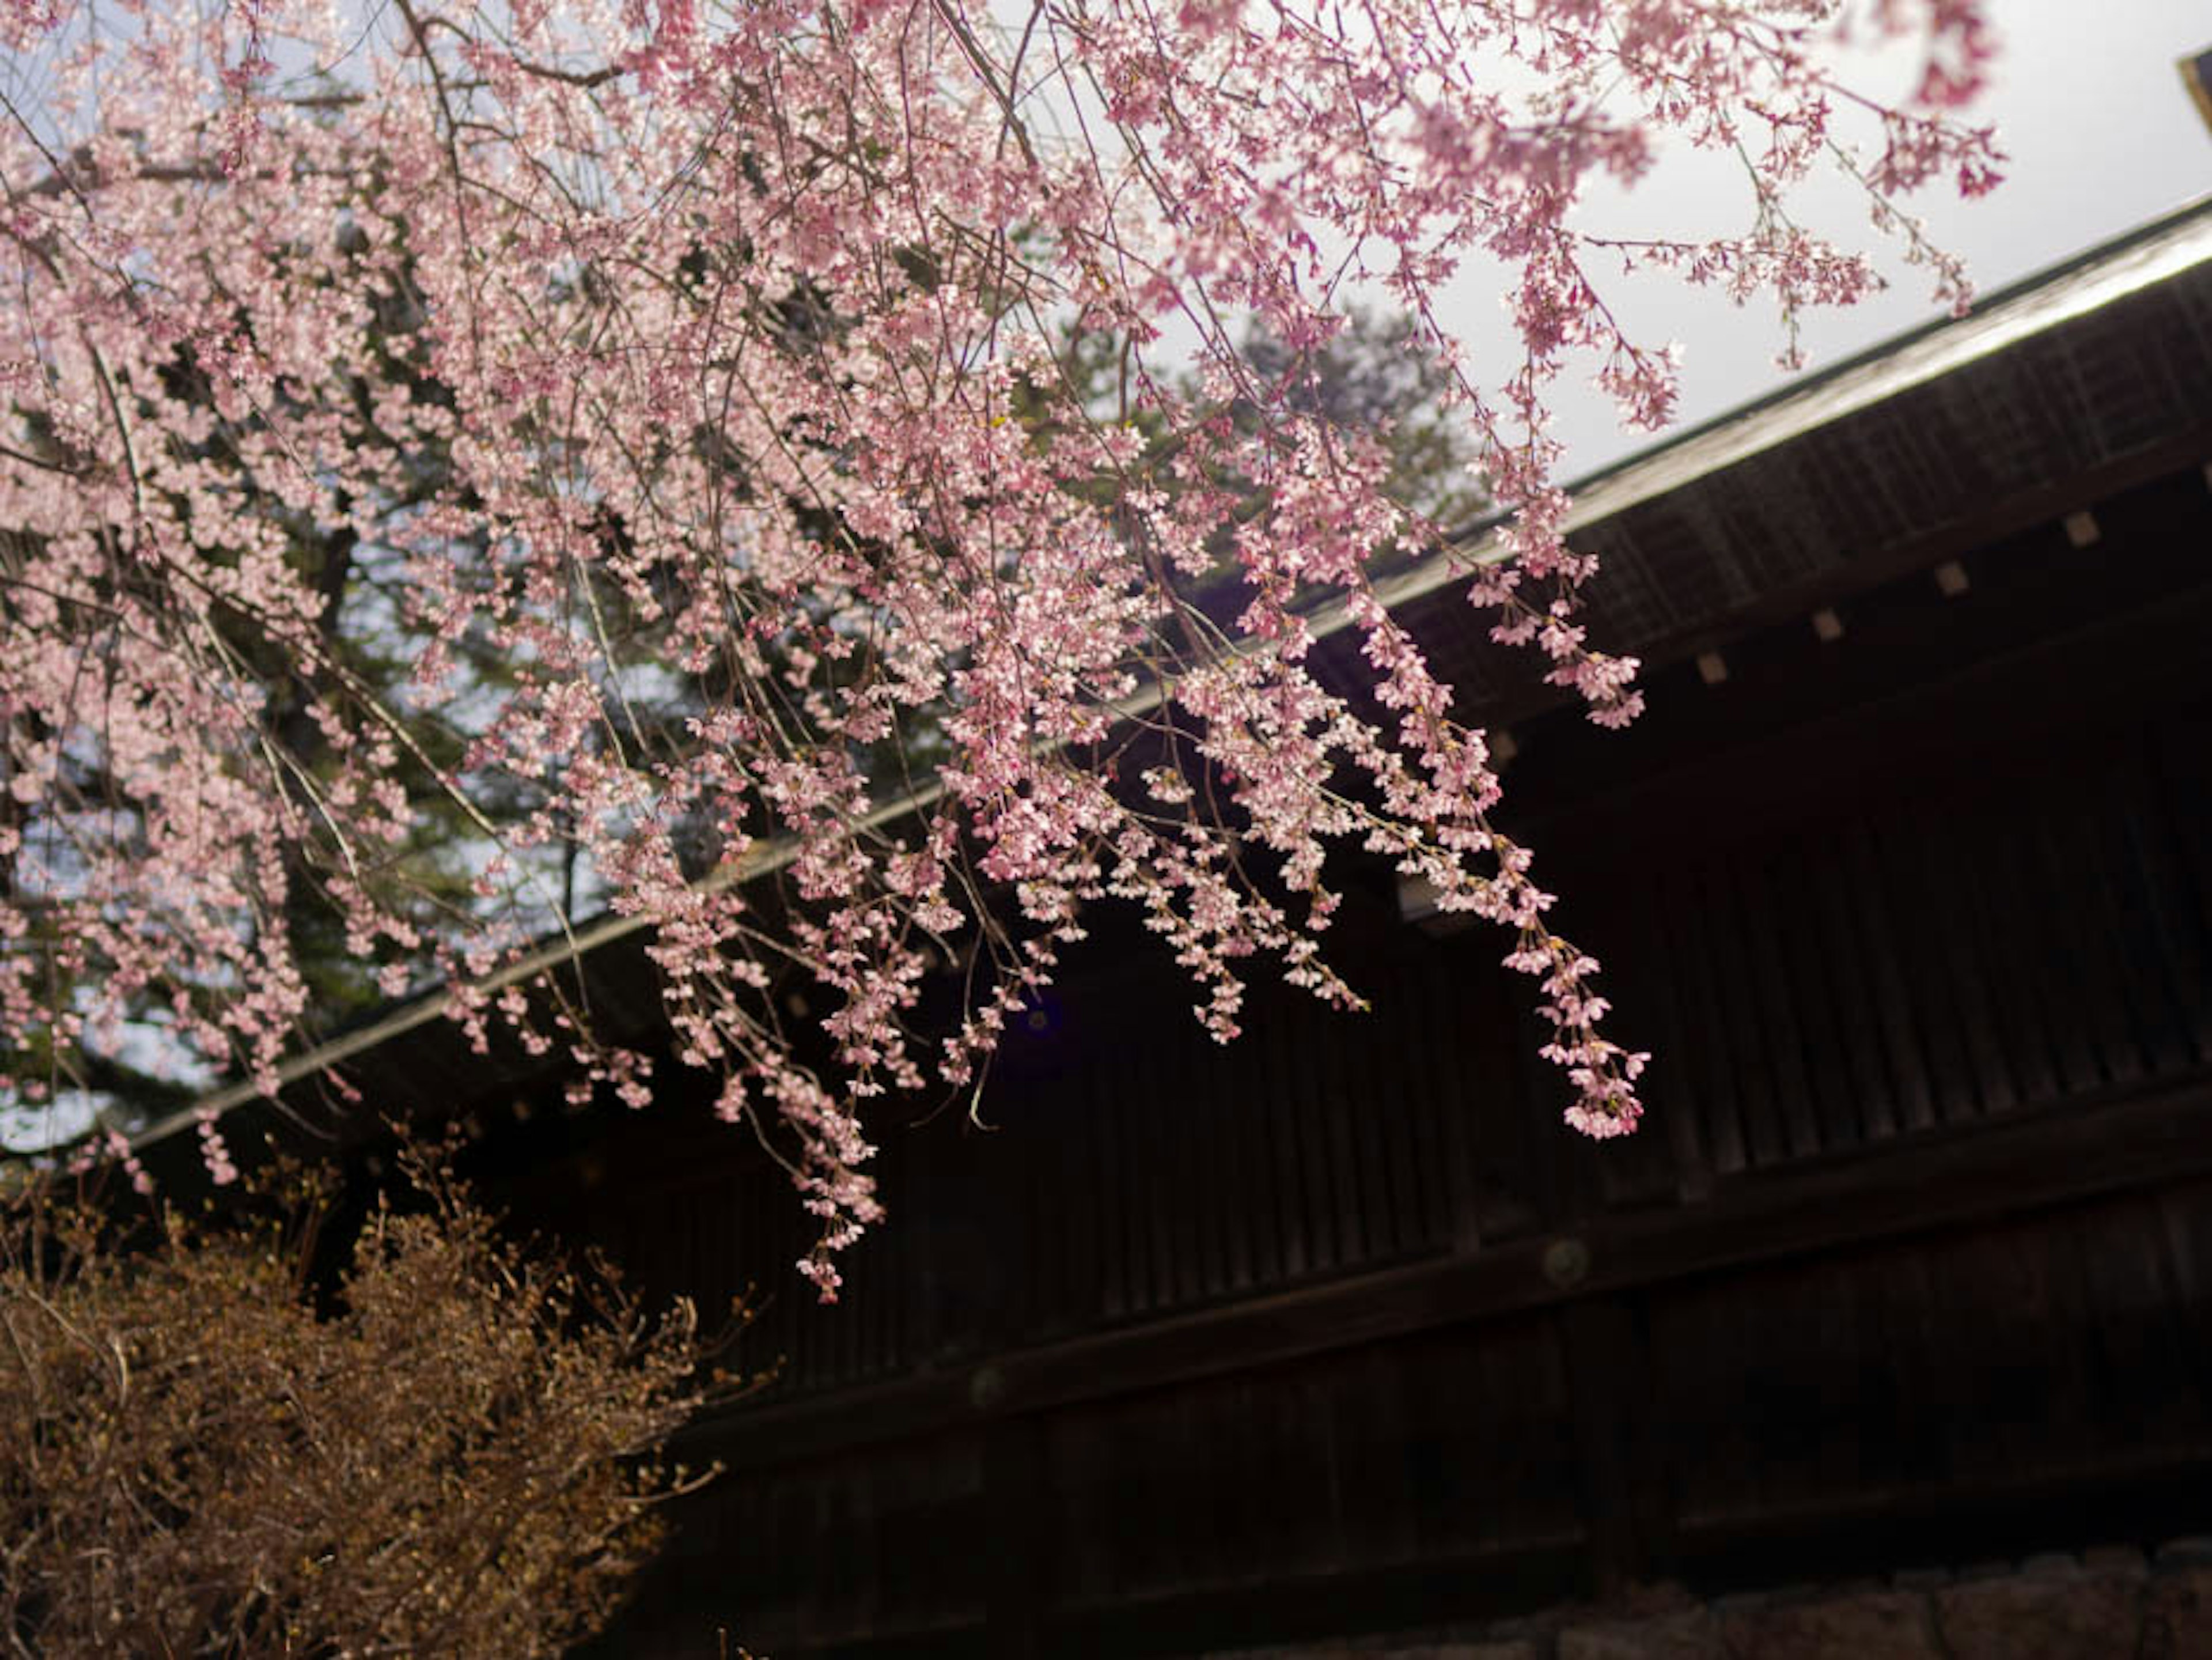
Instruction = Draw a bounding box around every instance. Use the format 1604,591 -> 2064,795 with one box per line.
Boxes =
149,201 -> 2212,1657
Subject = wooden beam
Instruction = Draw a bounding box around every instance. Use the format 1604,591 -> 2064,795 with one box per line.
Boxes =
681,1076 -> 2212,1474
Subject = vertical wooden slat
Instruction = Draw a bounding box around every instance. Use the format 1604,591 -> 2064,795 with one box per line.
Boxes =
1094,1036 -> 1134,1320
2147,714 -> 2212,1061
1378,962 -> 1442,1252
1633,888 -> 1715,1198
1919,803 -> 2024,1118
1188,1024 -> 1230,1302
1141,1021 -> 1198,1311
1318,1005 -> 1368,1269
1594,880 -> 1705,1203
1804,826 -> 1901,1144
1737,852 -> 1825,1160
1009,1102 -> 1048,1346
1658,872 -> 1750,1177
2077,766 -> 2172,1082
1772,845 -> 1869,1155
2024,800 -> 2145,1092
1265,992 -> 1313,1280
1849,820 -> 1947,1135
1700,857 -> 1791,1167
1348,1009 -> 1397,1264
1998,815 -> 2103,1102
1218,1027 -> 1273,1291
1047,1072 -> 1087,1335
1110,1040 -> 1155,1319
1289,997 -> 1342,1274
1210,1030 -> 1259,1295
1420,950 -> 1488,1253
2112,757 -> 2211,1072
1888,807 -> 1990,1126
1144,1023 -> 1197,1311
1961,804 -> 2066,1111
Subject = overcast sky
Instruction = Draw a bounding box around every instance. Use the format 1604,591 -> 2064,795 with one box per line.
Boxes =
1451,2 -> 2212,479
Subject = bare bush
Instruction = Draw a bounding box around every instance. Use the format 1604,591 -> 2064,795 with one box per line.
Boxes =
0,1146 -> 756,1656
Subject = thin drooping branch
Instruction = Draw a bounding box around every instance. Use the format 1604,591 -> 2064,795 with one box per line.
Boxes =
0,0 -> 1998,1292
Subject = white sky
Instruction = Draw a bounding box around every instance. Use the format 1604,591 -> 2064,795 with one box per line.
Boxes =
1482,2 -> 2212,478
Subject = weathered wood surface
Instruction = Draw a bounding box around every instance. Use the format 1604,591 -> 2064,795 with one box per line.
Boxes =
517,463 -> 2212,1657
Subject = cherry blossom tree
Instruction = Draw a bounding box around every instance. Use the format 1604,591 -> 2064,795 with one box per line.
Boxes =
0,0 -> 1998,1292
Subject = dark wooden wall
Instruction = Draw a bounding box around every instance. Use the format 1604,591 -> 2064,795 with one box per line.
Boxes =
493,463 -> 2212,1658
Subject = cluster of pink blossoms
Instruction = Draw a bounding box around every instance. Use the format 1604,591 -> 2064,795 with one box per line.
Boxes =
0,0 -> 1995,1292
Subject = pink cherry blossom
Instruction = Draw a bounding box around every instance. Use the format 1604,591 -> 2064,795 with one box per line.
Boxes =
0,0 -> 1994,1291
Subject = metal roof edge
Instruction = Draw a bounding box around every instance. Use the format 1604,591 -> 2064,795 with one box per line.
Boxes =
1363,191 -> 2212,621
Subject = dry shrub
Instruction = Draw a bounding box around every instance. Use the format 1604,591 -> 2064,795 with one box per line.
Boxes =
0,1144 -> 757,1656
